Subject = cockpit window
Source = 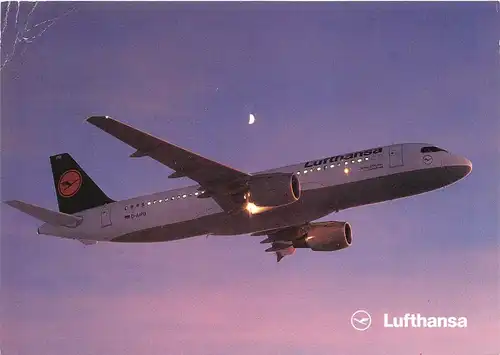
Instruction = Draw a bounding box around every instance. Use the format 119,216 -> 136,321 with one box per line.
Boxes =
421,146 -> 448,153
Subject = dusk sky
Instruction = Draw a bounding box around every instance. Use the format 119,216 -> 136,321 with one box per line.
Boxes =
1,2 -> 499,355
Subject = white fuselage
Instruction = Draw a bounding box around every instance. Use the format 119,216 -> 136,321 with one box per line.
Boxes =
38,143 -> 472,243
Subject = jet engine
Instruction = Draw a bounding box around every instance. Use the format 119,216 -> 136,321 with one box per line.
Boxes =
293,221 -> 352,251
248,173 -> 301,207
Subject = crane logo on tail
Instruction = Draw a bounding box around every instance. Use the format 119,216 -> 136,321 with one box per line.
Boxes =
58,170 -> 82,198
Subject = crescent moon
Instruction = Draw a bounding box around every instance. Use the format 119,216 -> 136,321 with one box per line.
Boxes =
249,113 -> 255,125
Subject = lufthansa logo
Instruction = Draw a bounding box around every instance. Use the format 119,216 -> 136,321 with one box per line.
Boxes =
58,170 -> 82,197
351,310 -> 372,331
423,155 -> 433,165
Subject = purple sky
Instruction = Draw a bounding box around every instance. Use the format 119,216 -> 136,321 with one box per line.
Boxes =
1,2 -> 499,355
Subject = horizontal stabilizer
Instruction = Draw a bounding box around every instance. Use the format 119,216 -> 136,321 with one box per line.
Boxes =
4,200 -> 82,228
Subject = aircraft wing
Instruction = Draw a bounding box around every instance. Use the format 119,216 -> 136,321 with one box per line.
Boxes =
87,116 -> 250,211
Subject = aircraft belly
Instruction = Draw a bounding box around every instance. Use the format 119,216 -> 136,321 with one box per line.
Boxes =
317,165 -> 463,210
112,188 -> 333,242
112,213 -> 223,242
217,166 -> 458,235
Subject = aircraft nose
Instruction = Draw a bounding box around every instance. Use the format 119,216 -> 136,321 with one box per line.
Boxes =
463,157 -> 472,173
455,155 -> 472,175
441,154 -> 472,181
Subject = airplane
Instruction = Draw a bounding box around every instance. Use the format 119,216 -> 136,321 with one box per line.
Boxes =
4,116 -> 473,262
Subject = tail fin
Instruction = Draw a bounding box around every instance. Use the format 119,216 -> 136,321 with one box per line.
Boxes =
50,153 -> 114,214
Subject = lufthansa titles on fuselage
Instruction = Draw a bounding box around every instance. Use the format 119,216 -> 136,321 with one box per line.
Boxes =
304,148 -> 383,168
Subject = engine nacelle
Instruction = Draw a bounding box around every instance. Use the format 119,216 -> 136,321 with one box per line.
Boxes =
248,173 -> 301,207
293,222 -> 352,251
